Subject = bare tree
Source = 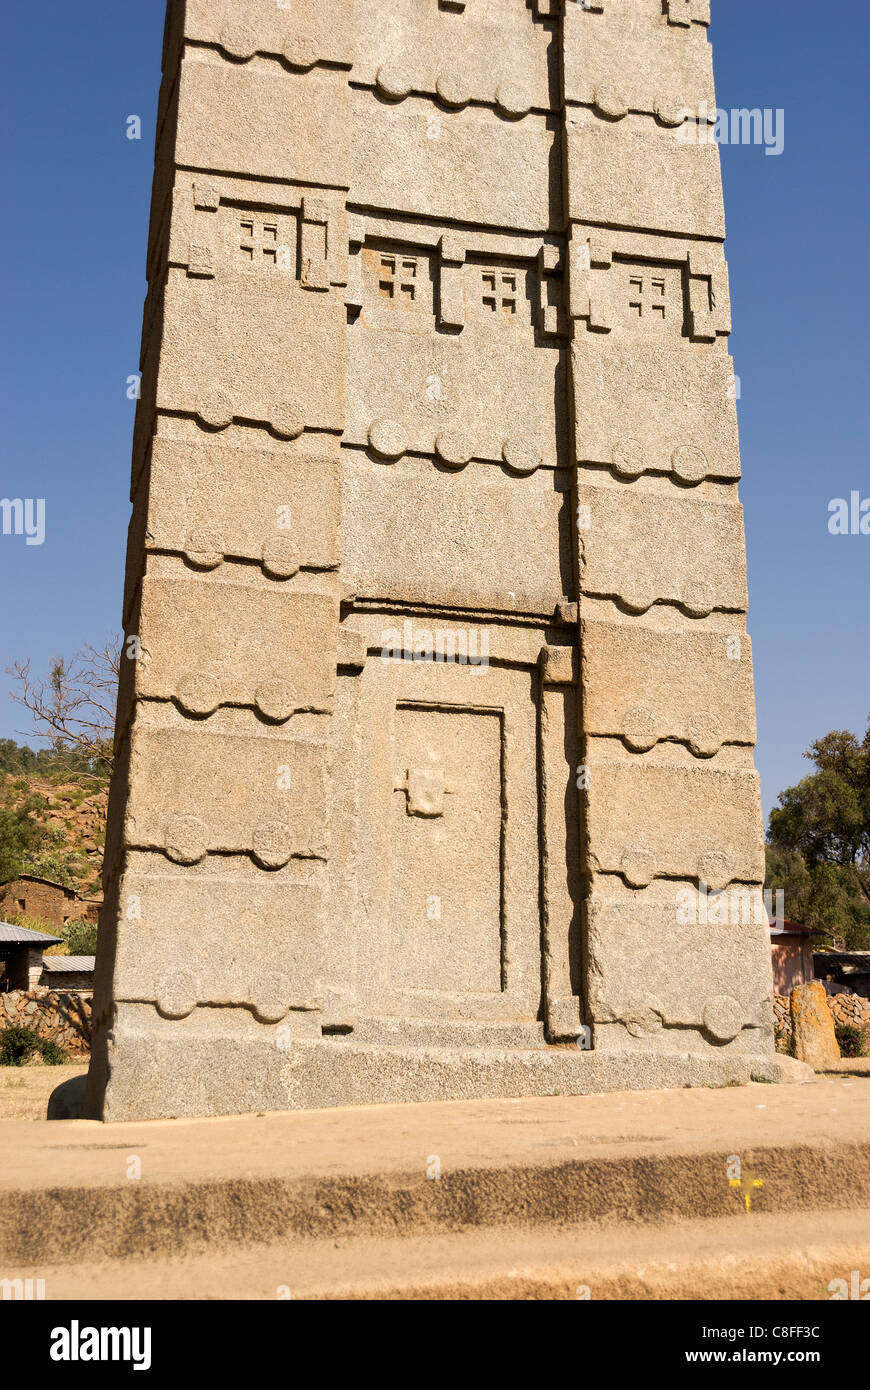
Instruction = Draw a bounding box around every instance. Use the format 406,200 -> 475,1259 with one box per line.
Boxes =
8,639 -> 120,782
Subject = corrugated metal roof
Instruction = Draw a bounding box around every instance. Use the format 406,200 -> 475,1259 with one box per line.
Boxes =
814,951 -> 870,970
41,955 -> 95,972
0,921 -> 63,945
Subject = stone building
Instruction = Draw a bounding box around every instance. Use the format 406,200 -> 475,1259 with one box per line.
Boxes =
0,923 -> 94,993
83,0 -> 792,1122
0,922 -> 63,991
40,957 -> 96,993
0,875 -> 99,929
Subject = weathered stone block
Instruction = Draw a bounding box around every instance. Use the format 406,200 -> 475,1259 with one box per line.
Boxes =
341,451 -> 572,615
791,982 -> 841,1071
584,745 -> 765,889
175,52 -> 351,187
566,112 -> 725,239
580,616 -> 756,755
123,711 -> 331,865
129,573 -> 338,720
154,267 -> 345,435
182,0 -> 354,69
95,1003 -> 299,1123
586,889 -> 773,1053
112,860 -> 326,1019
351,90 -> 559,232
573,342 -> 739,482
136,438 -> 340,575
577,480 -> 749,616
563,0 -> 714,121
353,0 -> 554,112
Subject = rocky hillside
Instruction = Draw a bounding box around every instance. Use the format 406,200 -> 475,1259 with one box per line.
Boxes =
0,741 -> 108,900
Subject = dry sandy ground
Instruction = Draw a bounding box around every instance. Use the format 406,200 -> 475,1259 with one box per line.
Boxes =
1,1071 -> 869,1298
0,1062 -> 88,1120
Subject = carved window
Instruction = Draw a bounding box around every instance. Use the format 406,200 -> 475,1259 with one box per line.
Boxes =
378,254 -> 419,302
610,262 -> 684,337
628,275 -> 667,322
237,216 -> 292,270
481,269 -> 518,317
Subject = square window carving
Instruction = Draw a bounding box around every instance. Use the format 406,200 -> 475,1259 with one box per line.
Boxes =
611,262 -> 684,338
360,244 -> 436,327
464,259 -> 536,333
234,212 -> 294,272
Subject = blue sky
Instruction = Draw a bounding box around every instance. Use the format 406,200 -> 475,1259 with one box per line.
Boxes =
0,0 -> 867,821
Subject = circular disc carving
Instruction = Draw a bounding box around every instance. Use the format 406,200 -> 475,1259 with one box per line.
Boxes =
436,71 -> 471,109
671,444 -> 709,484
282,36 -> 319,71
435,429 -> 474,469
376,64 -> 412,100
698,850 -> 734,893
611,439 -> 645,480
176,670 -> 222,718
620,847 -> 656,889
156,971 -> 200,1021
253,821 -> 293,869
495,82 -> 531,118
261,536 -> 300,579
251,972 -> 292,1024
219,25 -> 258,60
502,437 -> 543,475
255,678 -> 297,724
619,581 -> 655,615
703,994 -> 745,1043
368,418 -> 407,460
682,581 -> 715,618
656,96 -> 687,128
184,531 -> 224,570
271,403 -> 305,441
196,390 -> 234,431
623,1000 -> 665,1038
623,706 -> 659,753
594,85 -> 630,120
687,710 -> 724,759
165,815 -> 208,866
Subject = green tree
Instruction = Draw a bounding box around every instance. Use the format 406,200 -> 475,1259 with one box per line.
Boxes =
63,920 -> 98,956
0,799 -> 49,885
767,717 -> 870,950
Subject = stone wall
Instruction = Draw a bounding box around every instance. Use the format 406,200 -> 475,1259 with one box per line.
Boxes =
774,990 -> 870,1052
0,877 -> 96,927
1,989 -> 92,1056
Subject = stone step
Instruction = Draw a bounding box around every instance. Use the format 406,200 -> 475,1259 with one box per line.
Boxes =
2,1077 -> 868,1284
13,1207 -> 870,1301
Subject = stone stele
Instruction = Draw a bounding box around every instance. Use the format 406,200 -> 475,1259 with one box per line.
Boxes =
790,982 -> 841,1072
79,0 -> 802,1122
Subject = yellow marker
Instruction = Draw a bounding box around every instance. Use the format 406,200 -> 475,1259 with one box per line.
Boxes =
729,1165 -> 764,1213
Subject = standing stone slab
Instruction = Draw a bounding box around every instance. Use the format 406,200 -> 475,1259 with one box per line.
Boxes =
82,0 -> 782,1122
791,982 -> 841,1071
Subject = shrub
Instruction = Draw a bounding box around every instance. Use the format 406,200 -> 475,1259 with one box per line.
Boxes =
63,920 -> 98,956
835,1023 -> 870,1059
37,1039 -> 67,1066
0,1024 -> 40,1066
0,1025 -> 68,1066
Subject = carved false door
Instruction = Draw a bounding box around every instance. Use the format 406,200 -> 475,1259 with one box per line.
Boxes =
349,654 -> 544,1038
